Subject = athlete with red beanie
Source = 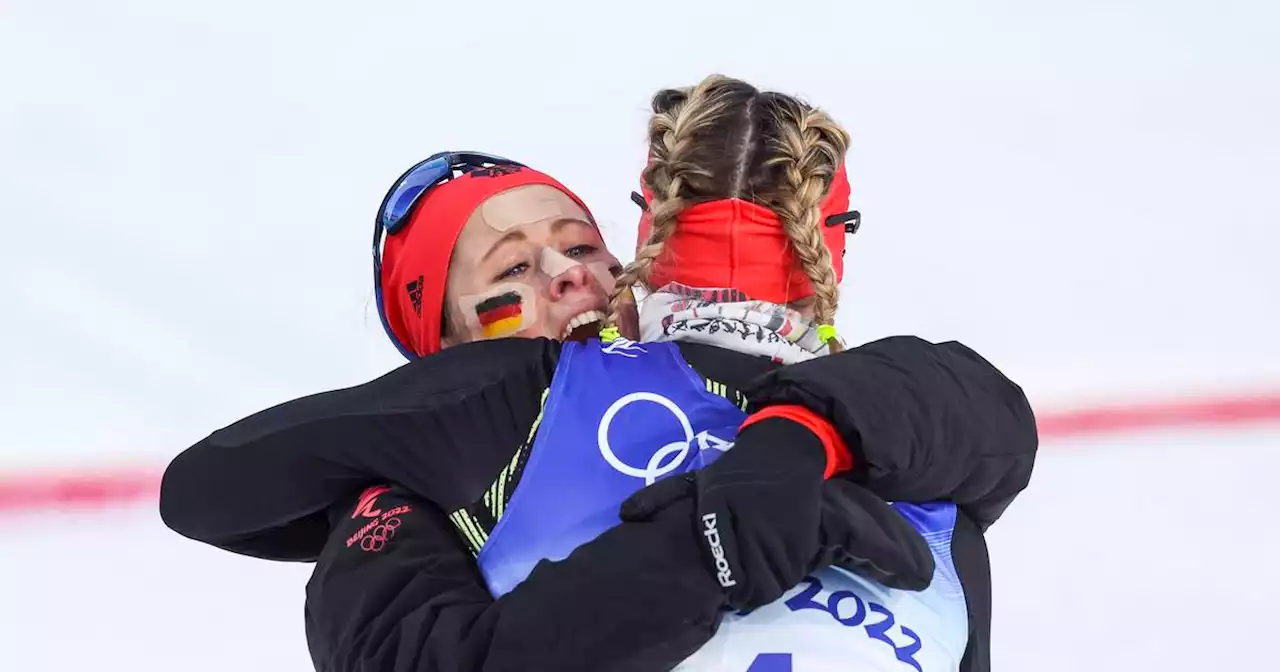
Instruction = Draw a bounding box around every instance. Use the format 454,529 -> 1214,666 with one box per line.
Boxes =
375,153 -> 633,359
161,77 -> 1036,671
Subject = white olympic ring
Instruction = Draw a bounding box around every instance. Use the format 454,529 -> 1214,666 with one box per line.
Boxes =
597,392 -> 695,485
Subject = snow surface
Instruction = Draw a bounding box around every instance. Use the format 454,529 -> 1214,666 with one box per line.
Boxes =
5,425 -> 1278,671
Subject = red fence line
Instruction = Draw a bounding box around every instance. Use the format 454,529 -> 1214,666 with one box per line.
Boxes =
4,391 -> 1280,515
1035,392 -> 1280,438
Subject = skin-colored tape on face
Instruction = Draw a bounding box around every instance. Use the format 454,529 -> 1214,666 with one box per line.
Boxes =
584,260 -> 621,293
540,246 -> 583,279
478,185 -> 588,233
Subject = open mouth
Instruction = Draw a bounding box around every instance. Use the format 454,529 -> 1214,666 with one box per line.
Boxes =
560,309 -> 607,343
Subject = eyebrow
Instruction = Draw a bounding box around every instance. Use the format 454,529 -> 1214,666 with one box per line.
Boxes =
481,229 -> 527,263
479,218 -> 594,262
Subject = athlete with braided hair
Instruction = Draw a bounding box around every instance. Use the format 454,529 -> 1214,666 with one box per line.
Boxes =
598,75 -> 1001,670
607,76 -> 854,358
162,76 -> 1035,671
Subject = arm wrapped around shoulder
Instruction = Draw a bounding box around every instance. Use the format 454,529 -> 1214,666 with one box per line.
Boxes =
743,335 -> 1039,531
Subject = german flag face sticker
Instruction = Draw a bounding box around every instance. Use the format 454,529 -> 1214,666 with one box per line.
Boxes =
475,291 -> 525,338
458,283 -> 536,340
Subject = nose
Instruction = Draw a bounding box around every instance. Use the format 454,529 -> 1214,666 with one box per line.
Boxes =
549,263 -> 593,301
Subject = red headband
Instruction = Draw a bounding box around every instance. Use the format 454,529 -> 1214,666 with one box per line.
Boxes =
381,166 -> 593,356
635,164 -> 852,304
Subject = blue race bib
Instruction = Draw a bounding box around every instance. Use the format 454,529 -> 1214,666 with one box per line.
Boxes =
477,337 -> 970,670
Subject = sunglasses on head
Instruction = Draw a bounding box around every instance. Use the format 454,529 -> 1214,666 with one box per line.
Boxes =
372,151 -> 525,359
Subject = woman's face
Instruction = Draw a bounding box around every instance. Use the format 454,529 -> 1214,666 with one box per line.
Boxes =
442,185 -> 628,347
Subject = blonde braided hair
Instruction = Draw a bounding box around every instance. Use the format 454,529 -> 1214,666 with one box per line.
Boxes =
762,97 -> 851,351
606,75 -> 851,353
606,75 -> 740,326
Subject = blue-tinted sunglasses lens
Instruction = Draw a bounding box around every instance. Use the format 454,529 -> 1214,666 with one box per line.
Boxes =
380,156 -> 453,233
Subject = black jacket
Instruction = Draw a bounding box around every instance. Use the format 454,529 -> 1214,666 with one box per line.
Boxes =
161,336 -> 1037,671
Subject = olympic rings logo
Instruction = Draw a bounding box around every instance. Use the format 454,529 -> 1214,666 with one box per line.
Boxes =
359,516 -> 403,553
596,392 -> 733,485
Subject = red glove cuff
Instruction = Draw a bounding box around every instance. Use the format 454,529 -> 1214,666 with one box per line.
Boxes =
739,405 -> 854,479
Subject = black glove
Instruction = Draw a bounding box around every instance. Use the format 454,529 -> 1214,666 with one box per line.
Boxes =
618,417 -> 818,611
813,478 -> 935,592
620,418 -> 935,613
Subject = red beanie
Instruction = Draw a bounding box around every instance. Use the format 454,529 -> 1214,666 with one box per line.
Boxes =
635,164 -> 852,304
380,165 -> 593,357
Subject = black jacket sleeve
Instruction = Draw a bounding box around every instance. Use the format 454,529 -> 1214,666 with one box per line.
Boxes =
951,510 -> 993,672
306,486 -> 725,672
744,336 -> 1038,531
160,338 -> 562,560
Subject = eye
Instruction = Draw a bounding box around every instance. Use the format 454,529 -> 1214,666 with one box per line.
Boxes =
565,244 -> 598,258
496,261 -> 529,281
